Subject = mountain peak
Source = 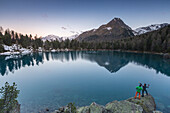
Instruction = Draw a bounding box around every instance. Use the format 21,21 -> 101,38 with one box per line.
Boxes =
76,17 -> 134,42
108,18 -> 123,24
113,17 -> 121,21
106,18 -> 132,30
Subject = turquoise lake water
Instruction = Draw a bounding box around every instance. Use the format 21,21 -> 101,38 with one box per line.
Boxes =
0,51 -> 170,112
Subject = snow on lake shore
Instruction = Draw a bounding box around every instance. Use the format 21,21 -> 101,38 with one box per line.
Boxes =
0,44 -> 33,58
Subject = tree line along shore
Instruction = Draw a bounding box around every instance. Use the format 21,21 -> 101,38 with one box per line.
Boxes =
0,25 -> 170,55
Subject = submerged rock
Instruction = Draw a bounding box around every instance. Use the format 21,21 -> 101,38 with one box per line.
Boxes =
153,111 -> 163,113
163,53 -> 170,59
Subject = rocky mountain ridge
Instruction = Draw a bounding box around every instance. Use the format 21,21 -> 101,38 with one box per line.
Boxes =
41,33 -> 80,42
133,23 -> 169,35
41,35 -> 63,42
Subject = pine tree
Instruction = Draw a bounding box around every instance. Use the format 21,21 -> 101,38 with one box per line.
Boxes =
0,82 -> 20,113
3,30 -> 12,46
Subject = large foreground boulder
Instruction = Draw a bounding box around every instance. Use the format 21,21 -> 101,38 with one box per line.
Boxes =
127,94 -> 156,113
105,100 -> 143,113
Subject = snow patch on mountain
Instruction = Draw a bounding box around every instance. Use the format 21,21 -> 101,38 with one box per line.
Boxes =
92,29 -> 96,32
106,27 -> 112,30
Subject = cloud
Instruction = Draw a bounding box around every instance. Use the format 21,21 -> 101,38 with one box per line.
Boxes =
41,13 -> 48,22
61,27 -> 67,30
42,13 -> 48,19
70,31 -> 75,33
61,26 -> 81,35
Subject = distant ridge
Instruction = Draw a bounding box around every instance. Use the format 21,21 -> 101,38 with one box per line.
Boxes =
133,23 -> 169,35
41,33 -> 80,42
41,35 -> 62,42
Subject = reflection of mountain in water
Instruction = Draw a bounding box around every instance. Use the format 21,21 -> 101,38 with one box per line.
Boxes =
80,52 -> 129,73
0,51 -> 169,76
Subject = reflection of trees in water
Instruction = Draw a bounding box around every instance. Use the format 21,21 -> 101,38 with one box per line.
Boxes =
50,52 -> 82,62
0,53 -> 44,76
82,51 -> 170,76
122,52 -> 170,76
0,51 -> 169,76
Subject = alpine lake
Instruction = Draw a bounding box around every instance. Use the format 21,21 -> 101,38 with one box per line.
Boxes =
0,51 -> 170,112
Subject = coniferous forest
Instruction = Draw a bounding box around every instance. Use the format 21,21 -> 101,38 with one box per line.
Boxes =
0,25 -> 170,53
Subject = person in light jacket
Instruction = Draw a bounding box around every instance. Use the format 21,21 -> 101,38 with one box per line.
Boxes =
134,83 -> 143,100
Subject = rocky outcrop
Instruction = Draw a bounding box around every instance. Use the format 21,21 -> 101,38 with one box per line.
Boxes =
53,94 -> 161,113
127,95 -> 156,113
105,100 -> 143,113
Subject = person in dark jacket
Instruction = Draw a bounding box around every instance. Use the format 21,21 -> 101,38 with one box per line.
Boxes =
142,83 -> 149,97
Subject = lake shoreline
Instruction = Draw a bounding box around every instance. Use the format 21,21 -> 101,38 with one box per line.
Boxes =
1,48 -> 170,59
42,49 -> 170,59
0,44 -> 169,58
52,94 -> 162,113
9,94 -> 163,113
43,49 -> 170,55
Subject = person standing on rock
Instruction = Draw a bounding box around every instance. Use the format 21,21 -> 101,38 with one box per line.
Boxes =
134,83 -> 143,99
142,83 -> 149,97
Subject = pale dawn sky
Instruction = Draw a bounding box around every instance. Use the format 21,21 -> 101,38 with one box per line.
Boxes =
0,0 -> 170,37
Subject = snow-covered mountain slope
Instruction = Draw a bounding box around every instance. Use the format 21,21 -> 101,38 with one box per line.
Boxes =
62,33 -> 79,40
133,23 -> 169,35
41,35 -> 62,42
42,33 -> 79,42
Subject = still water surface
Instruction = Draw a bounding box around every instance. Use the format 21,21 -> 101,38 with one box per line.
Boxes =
0,51 -> 170,112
